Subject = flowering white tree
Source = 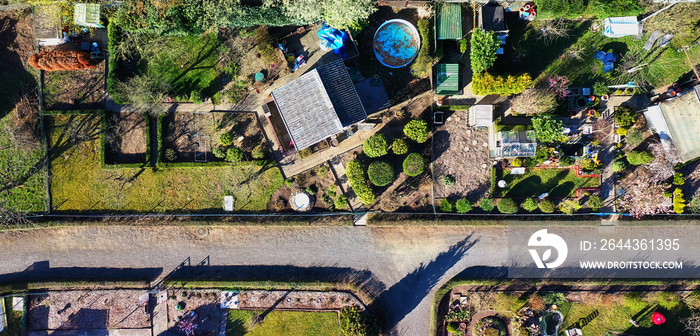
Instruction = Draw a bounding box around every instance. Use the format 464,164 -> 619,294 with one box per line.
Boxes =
646,143 -> 679,183
619,170 -> 671,218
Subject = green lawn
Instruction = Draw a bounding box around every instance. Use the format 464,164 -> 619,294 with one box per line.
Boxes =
493,168 -> 600,198
143,33 -> 222,97
47,114 -> 283,213
494,17 -> 700,90
0,117 -> 46,212
227,310 -> 341,336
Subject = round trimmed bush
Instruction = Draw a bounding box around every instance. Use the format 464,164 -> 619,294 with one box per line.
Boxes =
539,199 -> 556,213
456,199 -> 472,213
212,146 -> 226,159
363,134 -> 389,158
479,198 -> 494,212
367,161 -> 395,186
440,199 -> 454,212
404,119 -> 430,143
402,153 -> 425,176
521,198 -> 538,212
226,147 -> 243,162
627,150 -> 654,165
512,158 -> 523,167
497,198 -> 519,214
392,138 -> 409,155
219,133 -> 234,146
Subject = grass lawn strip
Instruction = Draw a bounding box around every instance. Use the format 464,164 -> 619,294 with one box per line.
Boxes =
494,168 -> 599,198
227,310 -> 341,336
0,117 -> 45,212
48,115 -> 283,212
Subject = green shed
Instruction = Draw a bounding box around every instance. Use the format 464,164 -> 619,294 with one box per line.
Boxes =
435,63 -> 460,95
437,4 -> 462,40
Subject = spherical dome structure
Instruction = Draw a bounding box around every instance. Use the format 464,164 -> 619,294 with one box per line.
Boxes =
373,19 -> 420,68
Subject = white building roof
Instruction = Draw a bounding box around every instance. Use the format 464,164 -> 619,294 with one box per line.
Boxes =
602,16 -> 641,38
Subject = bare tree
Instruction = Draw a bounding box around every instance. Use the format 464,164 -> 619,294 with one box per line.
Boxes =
106,114 -> 123,153
537,19 -> 570,46
0,201 -> 31,227
510,89 -> 558,115
684,312 -> 700,336
593,118 -> 612,144
619,170 -> 671,218
115,75 -> 170,117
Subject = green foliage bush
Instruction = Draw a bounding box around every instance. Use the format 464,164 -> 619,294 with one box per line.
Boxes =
410,19 -> 432,78
521,198 -> 538,212
544,292 -> 567,306
403,153 -> 425,176
688,194 -> 700,214
306,185 -> 317,195
558,199 -> 582,215
225,147 -> 243,162
512,158 -> 523,167
580,158 -> 600,171
251,145 -> 266,159
559,156 -> 575,167
674,188 -> 686,214
165,148 -> 177,162
472,72 -> 532,96
367,161 -> 395,186
616,127 -> 627,136
615,106 -> 637,128
456,199 -> 472,213
627,151 -> 654,165
445,322 -> 462,336
340,307 -> 379,336
479,198 -> 495,212
335,195 -> 349,210
443,175 -> 456,186
539,199 -> 556,213
594,81 -> 610,95
532,115 -> 564,143
587,195 -> 604,211
404,120 -> 430,143
497,198 -> 519,214
392,138 -> 409,155
626,128 -> 644,147
255,26 -> 277,63
190,90 -> 203,104
674,172 -> 685,186
613,160 -> 627,172
459,38 -> 468,53
326,185 -> 337,198
440,199 -> 454,213
212,146 -> 226,159
470,28 -> 500,73
346,161 -> 376,205
219,133 -> 234,146
363,134 -> 389,157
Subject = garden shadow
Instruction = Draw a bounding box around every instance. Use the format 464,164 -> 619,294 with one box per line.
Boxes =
0,11 -> 39,120
0,260 -> 162,284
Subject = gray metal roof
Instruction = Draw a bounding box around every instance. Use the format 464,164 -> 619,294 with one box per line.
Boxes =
271,71 -> 343,151
471,105 -> 493,127
316,59 -> 367,127
651,87 -> 700,162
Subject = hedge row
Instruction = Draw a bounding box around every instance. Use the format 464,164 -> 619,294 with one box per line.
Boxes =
346,161 -> 376,205
107,19 -> 127,104
472,72 -> 532,96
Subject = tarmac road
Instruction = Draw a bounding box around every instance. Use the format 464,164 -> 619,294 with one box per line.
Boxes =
1,222 -> 697,335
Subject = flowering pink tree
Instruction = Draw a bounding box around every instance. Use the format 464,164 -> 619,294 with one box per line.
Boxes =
547,75 -> 570,98
619,171 -> 671,218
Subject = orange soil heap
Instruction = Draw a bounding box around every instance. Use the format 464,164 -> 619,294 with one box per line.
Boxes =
28,50 -> 96,71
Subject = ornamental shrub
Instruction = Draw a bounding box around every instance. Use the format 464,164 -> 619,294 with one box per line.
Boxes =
459,37 -> 468,53
673,172 -> 685,186
367,161 -> 395,186
340,307 -> 379,336
539,199 -> 556,213
558,199 -> 582,215
219,133 -> 234,146
470,28 -> 500,73
440,199 -> 454,212
363,134 -> 389,157
212,146 -> 226,159
456,199 -> 472,213
226,147 -> 243,162
346,161 -> 376,205
251,145 -> 266,159
479,198 -> 495,212
326,185 -> 337,198
404,120 -> 430,143
615,106 -> 637,128
627,150 -> 654,165
512,158 -> 523,167
335,195 -> 348,209
616,127 -> 628,136
521,198 -> 538,212
443,175 -> 456,186
689,193 -> 700,214
626,127 -> 644,147
587,195 -> 604,211
190,90 -> 203,104
613,160 -> 627,172
392,138 -> 409,155
165,148 -> 177,162
497,198 -> 519,214
674,188 -> 686,214
532,114 -> 564,143
403,153 -> 425,176
471,72 -> 532,96
559,156 -> 575,166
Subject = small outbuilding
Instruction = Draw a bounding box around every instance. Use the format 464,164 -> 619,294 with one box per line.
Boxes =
479,3 -> 509,35
74,3 -> 104,28
644,85 -> 700,163
437,4 -> 462,40
602,16 -> 642,38
469,105 -> 494,127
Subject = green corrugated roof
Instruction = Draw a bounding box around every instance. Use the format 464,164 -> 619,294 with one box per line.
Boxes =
436,63 -> 459,95
437,4 -> 462,40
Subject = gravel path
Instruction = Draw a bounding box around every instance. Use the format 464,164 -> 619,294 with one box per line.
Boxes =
0,225 -> 508,336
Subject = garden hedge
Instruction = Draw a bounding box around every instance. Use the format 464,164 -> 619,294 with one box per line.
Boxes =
346,160 -> 376,205
363,134 -> 389,158
497,198 -> 519,214
392,138 -> 408,155
471,72 -> 532,96
367,161 -> 394,186
107,20 -> 126,104
404,120 -> 430,143
403,153 -> 425,176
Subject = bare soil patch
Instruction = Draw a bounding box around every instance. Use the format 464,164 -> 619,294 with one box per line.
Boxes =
433,110 -> 492,202
162,112 -> 270,163
42,57 -> 106,110
166,290 -> 223,336
27,290 -> 151,330
238,290 -> 361,310
105,111 -> 147,164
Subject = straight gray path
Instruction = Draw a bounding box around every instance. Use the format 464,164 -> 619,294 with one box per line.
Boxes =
2,223 -> 698,335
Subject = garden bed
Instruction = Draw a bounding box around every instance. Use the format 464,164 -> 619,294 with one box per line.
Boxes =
492,168 -> 600,199
167,290 -> 223,336
103,111 -> 148,165
48,114 -> 283,213
227,310 -> 341,336
42,51 -> 106,110
268,164 -> 343,212
433,110 -> 492,202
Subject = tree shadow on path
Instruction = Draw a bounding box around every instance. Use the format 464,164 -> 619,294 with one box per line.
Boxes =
370,234 -> 479,334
